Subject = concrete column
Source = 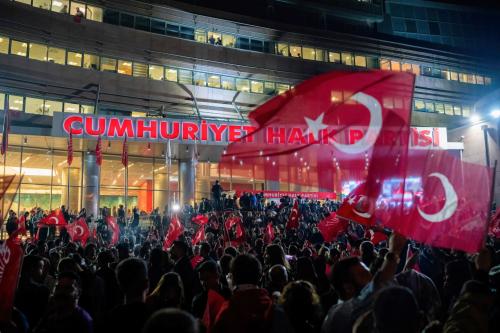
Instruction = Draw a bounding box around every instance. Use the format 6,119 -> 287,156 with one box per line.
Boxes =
179,159 -> 196,205
154,172 -> 170,213
83,152 -> 100,218
61,167 -> 80,211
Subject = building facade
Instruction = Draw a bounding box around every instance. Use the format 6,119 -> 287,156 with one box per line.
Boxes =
0,0 -> 498,217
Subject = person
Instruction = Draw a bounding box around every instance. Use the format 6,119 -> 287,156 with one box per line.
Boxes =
142,308 -> 199,333
132,207 -> 140,229
147,272 -> 185,311
371,286 -> 420,333
106,258 -> 153,333
34,271 -> 93,333
267,264 -> 289,302
212,254 -> 293,333
280,280 -> 323,333
117,205 -> 126,230
171,240 -> 196,306
211,180 -> 223,211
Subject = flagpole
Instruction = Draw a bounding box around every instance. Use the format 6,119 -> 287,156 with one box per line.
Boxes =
485,159 -> 497,244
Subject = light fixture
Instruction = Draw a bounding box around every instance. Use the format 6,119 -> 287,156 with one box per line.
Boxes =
470,114 -> 481,123
172,203 -> 180,212
491,109 -> 500,118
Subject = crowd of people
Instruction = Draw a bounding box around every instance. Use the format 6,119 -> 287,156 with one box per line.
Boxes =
1,188 -> 500,333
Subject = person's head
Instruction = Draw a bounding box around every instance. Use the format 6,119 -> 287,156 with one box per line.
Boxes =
57,257 -> 82,274
231,254 -> 262,287
265,244 -> 289,269
268,264 -> 288,292
52,271 -> 81,310
200,242 -> 211,258
150,272 -> 184,308
171,240 -> 189,261
116,257 -> 149,302
444,259 -> 472,296
116,243 -> 130,262
84,243 -> 97,261
224,246 -> 238,258
279,281 -> 320,328
360,241 -> 375,264
20,255 -> 45,283
331,256 -> 372,301
97,249 -> 114,269
198,260 -> 221,290
219,254 -> 233,277
373,286 -> 419,333
142,309 -> 198,333
215,180 -> 219,185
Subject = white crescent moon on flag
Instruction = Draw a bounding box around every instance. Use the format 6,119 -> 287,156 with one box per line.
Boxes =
75,225 -> 84,237
331,92 -> 382,154
417,172 -> 458,223
353,195 -> 372,219
49,217 -> 59,225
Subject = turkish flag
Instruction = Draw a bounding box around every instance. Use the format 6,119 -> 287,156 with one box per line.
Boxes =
95,135 -> 103,166
219,70 -> 414,195
192,214 -> 209,226
106,216 -> 120,245
489,208 -> 500,238
264,222 -> 275,244
202,290 -> 227,333
224,216 -> 244,245
382,150 -> 493,253
192,226 -> 205,245
286,200 -> 300,230
317,212 -> 348,242
66,218 -> 90,245
67,130 -> 73,166
121,136 -> 128,167
365,229 -> 388,245
40,210 -> 67,226
0,235 -> 24,322
163,215 -> 184,250
337,182 -> 379,226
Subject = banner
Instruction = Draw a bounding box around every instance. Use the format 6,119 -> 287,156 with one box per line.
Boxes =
234,190 -> 336,200
0,237 -> 23,322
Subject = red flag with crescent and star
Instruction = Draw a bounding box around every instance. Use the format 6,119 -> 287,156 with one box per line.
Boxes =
40,210 -> 67,226
337,182 -> 379,226
317,212 -> 348,242
0,233 -> 23,322
264,222 -> 275,244
66,217 -> 90,245
286,200 -> 300,230
192,214 -> 209,226
219,70 -> 415,199
192,226 -> 206,245
106,216 -> 120,245
381,150 -> 492,253
163,215 -> 184,250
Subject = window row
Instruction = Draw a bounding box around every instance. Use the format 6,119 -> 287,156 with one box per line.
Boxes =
414,99 -> 471,117
13,0 -> 492,86
0,92 -> 94,115
0,35 -> 292,95
14,0 -> 102,21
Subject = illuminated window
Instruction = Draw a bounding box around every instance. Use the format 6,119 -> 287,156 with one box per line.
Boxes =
315,49 -> 324,62
207,32 -> 222,45
222,34 -> 236,48
86,5 -> 103,22
195,29 -> 206,43
44,100 -> 63,114
133,62 -> 148,77
414,99 -> 425,111
47,47 -> 65,64
424,102 -> 435,112
25,97 -> 48,115
264,81 -> 275,94
64,102 -> 79,113
390,61 -> 401,71
81,105 -> 94,114
354,55 -> 367,67
276,83 -> 290,94
236,79 -> 250,92
402,63 -> 412,73
178,70 -> 193,85
0,36 -> 9,54
165,68 -> 178,82
467,75 -> 476,84
453,105 -> 461,116
194,72 -> 207,86
277,43 -> 289,56
32,0 -> 51,9
207,75 -> 221,88
70,1 -> 85,17
341,52 -> 353,66
458,73 -> 467,83
290,45 -> 301,58
10,40 -> 28,57
28,43 -> 48,61
100,57 -> 117,72
328,52 -> 340,63
117,60 -> 132,75
434,103 -> 444,114
221,76 -> 235,90
148,65 -> 164,80
83,53 -> 99,70
15,0 -> 31,4
0,93 -> 4,109
444,104 -> 453,115
51,0 -> 69,14
302,47 -> 316,60
250,81 -> 264,94
476,75 -> 484,85
66,51 -> 82,66
379,59 -> 391,70
9,95 -> 24,111
462,106 -> 471,117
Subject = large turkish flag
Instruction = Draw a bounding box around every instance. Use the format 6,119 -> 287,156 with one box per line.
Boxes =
0,235 -> 23,322
219,70 -> 414,202
381,150 -> 492,253
66,217 -> 90,245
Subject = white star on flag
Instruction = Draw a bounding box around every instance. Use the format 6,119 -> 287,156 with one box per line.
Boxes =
347,196 -> 357,205
304,113 -> 328,141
